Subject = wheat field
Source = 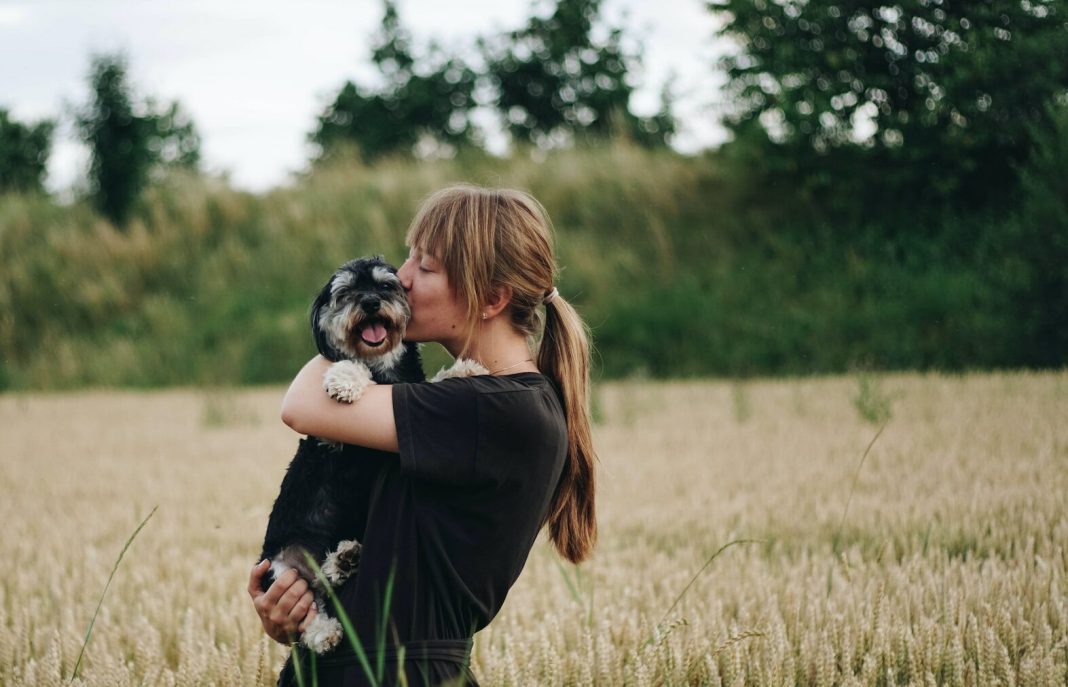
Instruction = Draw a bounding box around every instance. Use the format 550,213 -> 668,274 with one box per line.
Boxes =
1,371 -> 1065,686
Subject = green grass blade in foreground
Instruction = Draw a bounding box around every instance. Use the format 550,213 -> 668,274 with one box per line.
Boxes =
375,567 -> 395,683
555,561 -> 595,627
70,505 -> 158,682
395,645 -> 408,687
554,560 -> 582,604
644,538 -> 763,649
291,644 -> 306,687
302,553 -> 378,687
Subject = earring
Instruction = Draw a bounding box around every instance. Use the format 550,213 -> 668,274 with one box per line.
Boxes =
481,313 -> 487,319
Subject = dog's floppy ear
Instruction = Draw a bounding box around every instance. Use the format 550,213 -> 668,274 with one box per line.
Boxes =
310,275 -> 344,362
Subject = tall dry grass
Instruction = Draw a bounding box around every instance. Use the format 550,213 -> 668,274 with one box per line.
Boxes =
1,371 -> 1066,685
0,145 -> 707,389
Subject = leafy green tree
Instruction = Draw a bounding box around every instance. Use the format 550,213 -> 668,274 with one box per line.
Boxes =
710,0 -> 1068,206
0,109 -> 55,193
996,103 -> 1068,367
312,1 -> 478,162
482,0 -> 674,148
75,53 -> 200,225
146,101 -> 201,171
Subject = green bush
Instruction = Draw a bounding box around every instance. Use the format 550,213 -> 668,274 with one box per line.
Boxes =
0,140 -> 1063,390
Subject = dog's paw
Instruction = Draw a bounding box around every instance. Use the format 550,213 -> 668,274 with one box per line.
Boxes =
323,360 -> 374,403
302,613 -> 343,654
322,539 -> 362,585
430,358 -> 490,382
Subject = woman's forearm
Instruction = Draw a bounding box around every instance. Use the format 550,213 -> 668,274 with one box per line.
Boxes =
280,355 -> 332,432
280,355 -> 400,452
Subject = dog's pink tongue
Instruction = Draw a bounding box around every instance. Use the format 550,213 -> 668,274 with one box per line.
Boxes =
361,323 -> 387,344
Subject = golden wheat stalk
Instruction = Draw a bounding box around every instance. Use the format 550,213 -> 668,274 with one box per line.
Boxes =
643,538 -> 763,649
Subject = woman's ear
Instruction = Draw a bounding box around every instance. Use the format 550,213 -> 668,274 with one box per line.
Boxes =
482,284 -> 513,319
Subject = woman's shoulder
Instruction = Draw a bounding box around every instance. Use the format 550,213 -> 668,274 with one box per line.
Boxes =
392,371 -> 566,484
408,372 -> 562,423
415,370 -> 551,393
478,373 -> 564,428
468,371 -> 554,393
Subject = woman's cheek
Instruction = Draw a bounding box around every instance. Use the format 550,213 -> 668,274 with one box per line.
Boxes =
407,297 -> 425,326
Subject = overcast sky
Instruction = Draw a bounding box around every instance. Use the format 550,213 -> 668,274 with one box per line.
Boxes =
0,0 -> 728,192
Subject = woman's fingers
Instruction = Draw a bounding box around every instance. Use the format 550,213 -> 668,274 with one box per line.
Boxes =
247,559 -> 270,598
249,562 -> 314,644
248,563 -> 315,637
262,568 -> 299,606
288,590 -> 315,625
298,602 -> 319,633
268,574 -> 309,625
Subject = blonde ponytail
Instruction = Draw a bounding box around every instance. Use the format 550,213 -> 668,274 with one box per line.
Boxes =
538,295 -> 597,563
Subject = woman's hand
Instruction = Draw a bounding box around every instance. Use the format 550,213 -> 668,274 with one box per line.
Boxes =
247,560 -> 317,644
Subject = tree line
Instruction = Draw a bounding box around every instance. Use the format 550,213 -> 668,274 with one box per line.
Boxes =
709,0 -> 1068,366
4,0 -> 1066,224
2,0 -> 1068,376
0,0 -> 674,224
713,0 -> 1068,211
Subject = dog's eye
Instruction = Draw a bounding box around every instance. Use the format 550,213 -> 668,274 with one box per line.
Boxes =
377,282 -> 395,291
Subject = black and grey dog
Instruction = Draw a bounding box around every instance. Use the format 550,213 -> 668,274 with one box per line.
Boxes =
258,256 -> 426,653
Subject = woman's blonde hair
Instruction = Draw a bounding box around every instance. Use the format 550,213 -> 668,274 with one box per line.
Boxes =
405,184 -> 597,563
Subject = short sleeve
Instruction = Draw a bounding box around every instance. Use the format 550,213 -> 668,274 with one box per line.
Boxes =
392,378 -> 480,485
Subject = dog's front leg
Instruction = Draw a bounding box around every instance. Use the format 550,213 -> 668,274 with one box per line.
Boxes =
321,539 -> 362,587
323,360 -> 374,403
300,598 -> 344,654
301,541 -> 361,653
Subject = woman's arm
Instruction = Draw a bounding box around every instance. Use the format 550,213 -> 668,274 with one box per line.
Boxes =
280,355 -> 399,452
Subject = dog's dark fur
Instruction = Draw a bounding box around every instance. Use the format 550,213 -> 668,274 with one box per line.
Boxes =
258,256 -> 425,651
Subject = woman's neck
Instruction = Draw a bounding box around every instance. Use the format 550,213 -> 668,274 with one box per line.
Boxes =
449,319 -> 536,375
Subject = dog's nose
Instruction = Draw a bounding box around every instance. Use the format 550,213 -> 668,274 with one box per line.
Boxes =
361,296 -> 381,314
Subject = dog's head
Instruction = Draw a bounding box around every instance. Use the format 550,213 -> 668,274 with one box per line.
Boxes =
311,256 -> 410,363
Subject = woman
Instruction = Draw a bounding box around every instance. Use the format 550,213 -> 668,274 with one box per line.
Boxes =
247,185 -> 597,686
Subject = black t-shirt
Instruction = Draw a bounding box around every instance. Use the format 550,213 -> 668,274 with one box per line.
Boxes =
328,372 -> 567,686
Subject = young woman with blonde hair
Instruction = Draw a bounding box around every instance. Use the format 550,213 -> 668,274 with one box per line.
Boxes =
247,185 -> 597,686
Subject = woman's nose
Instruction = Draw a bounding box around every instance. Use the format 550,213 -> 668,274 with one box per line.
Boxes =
397,259 -> 413,290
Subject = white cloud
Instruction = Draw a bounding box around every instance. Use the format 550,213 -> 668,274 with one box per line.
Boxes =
0,5 -> 29,28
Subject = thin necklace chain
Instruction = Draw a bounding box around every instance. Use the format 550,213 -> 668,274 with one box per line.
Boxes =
488,358 -> 533,375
